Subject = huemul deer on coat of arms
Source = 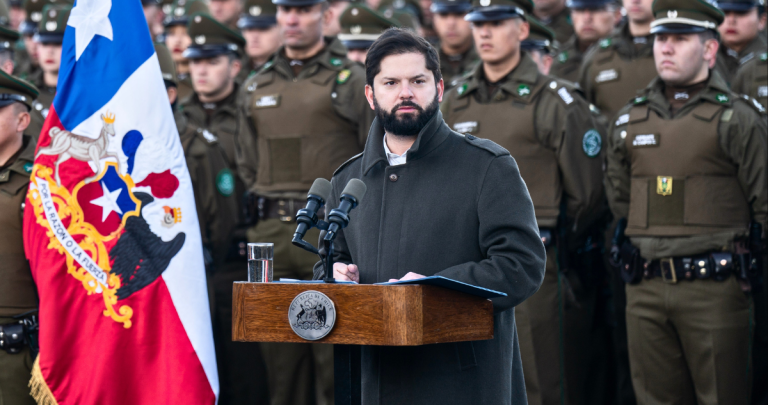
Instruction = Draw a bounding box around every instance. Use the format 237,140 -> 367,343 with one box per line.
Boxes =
36,111 -> 121,186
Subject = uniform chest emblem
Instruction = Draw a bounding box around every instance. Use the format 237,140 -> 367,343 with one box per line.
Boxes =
517,84 -> 531,96
657,176 -> 673,196
582,129 -> 602,158
216,168 -> 235,197
715,93 -> 729,103
254,94 -> 280,108
336,69 -> 351,84
595,69 -> 618,83
632,134 -> 658,147
453,121 -> 478,134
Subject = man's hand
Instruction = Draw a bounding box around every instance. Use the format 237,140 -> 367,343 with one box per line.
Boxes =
388,272 -> 426,282
333,262 -> 359,283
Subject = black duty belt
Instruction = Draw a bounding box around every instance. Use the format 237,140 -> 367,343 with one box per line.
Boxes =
258,197 -> 325,223
0,311 -> 38,355
644,252 -> 744,283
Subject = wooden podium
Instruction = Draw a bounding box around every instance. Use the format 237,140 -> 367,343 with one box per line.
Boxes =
232,282 -> 495,404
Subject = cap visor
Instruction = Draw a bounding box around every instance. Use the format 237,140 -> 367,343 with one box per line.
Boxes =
272,0 -> 325,6
430,4 -> 473,13
183,45 -> 238,59
34,33 -> 64,44
650,23 -> 708,34
238,16 -> 278,29
342,39 -> 375,49
465,8 -> 523,22
717,3 -> 757,11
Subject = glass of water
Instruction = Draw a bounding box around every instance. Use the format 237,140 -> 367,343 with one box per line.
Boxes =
248,243 -> 274,283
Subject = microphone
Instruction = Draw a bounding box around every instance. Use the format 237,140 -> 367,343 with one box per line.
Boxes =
324,179 -> 367,242
293,178 -> 332,245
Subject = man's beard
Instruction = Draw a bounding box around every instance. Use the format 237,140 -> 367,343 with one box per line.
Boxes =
373,94 -> 440,138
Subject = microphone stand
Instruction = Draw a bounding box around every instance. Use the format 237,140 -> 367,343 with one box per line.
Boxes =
291,217 -> 337,283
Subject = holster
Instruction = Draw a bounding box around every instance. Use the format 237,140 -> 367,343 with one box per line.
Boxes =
0,323 -> 25,354
619,241 -> 644,284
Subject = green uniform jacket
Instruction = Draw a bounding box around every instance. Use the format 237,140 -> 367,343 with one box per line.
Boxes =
550,35 -> 588,84
0,137 -> 38,317
714,35 -> 767,86
30,74 -> 55,119
441,53 -> 606,238
439,45 -> 480,89
237,37 -> 374,198
605,71 -> 768,260
731,52 -> 768,111
578,22 -> 656,121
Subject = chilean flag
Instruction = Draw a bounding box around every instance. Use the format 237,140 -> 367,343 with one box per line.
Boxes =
23,0 -> 218,403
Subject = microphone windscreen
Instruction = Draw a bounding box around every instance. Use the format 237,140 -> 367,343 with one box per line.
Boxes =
341,178 -> 367,202
308,178 -> 333,202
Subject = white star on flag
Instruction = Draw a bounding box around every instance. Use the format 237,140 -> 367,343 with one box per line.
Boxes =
90,182 -> 123,222
67,0 -> 114,60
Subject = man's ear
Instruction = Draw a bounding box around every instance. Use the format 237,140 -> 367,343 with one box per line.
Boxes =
16,111 -> 30,134
704,38 -> 719,66
231,58 -> 243,78
519,20 -> 530,41
365,84 -> 376,110
437,78 -> 444,103
167,86 -> 178,105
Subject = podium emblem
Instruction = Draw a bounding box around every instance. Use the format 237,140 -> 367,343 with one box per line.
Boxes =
289,290 -> 336,340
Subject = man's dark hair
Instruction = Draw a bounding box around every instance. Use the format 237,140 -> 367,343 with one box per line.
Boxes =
697,30 -> 718,43
365,27 -> 442,87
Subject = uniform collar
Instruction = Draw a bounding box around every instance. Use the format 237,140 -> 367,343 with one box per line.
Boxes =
643,70 -> 734,113
362,110 -> 449,175
720,35 -> 767,62
181,82 -> 240,116
1,136 -> 34,182
269,36 -> 348,79
459,52 -> 539,99
610,21 -> 654,57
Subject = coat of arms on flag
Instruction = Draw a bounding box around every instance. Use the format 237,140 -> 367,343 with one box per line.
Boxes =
23,0 -> 218,403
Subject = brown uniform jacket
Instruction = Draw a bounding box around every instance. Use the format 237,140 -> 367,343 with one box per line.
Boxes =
439,45 -> 480,89
578,22 -> 656,121
714,35 -> 767,86
550,35 -> 589,84
731,51 -> 768,111
237,37 -> 374,197
441,53 -> 606,238
176,73 -> 194,103
605,71 -> 768,260
0,137 -> 38,316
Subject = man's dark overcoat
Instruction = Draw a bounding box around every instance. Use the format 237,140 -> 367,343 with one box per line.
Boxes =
313,111 -> 547,405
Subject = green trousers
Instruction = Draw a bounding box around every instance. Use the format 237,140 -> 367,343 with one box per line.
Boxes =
626,276 -> 752,405
248,219 -> 334,405
0,317 -> 35,405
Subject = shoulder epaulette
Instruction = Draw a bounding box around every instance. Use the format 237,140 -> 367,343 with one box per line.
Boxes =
333,152 -> 364,176
736,94 -> 767,115
545,79 -> 579,106
463,134 -> 509,157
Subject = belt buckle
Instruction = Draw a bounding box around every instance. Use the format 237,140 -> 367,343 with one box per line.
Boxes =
278,199 -> 295,223
660,258 -> 677,284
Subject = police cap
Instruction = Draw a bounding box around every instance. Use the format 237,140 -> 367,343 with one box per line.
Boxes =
238,0 -> 278,29
430,0 -> 473,14
272,0 -> 326,8
20,0 -> 66,36
716,0 -> 764,12
164,0 -> 209,28
339,4 -> 398,49
183,13 -> 246,59
465,0 -> 533,22
34,4 -> 70,44
0,69 -> 39,110
566,0 -> 616,10
521,15 -> 556,53
650,0 -> 724,33
155,42 -> 177,86
0,1 -> 20,46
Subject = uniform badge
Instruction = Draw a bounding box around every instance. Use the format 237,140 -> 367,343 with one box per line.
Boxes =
195,35 -> 206,44
161,206 -> 182,228
634,96 -> 647,104
599,38 -> 611,49
557,52 -> 568,64
250,6 -> 262,16
458,83 -> 468,96
632,133 -> 658,147
657,176 -> 673,196
595,69 -> 618,83
24,162 -> 33,173
582,129 -> 602,158
336,69 -> 351,84
330,58 -> 343,67
254,94 -> 280,108
216,168 -> 235,197
517,84 -> 531,96
715,93 -> 729,103
289,290 -> 336,341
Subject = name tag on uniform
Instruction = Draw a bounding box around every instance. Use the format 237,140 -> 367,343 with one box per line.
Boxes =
595,69 -> 619,84
632,134 -> 658,147
454,121 -> 478,134
758,86 -> 768,98
254,94 -> 280,108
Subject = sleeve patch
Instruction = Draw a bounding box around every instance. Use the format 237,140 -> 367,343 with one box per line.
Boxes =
582,129 -> 602,157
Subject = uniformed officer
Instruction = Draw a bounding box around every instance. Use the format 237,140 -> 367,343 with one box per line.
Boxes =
550,0 -> 621,83
15,0 -> 58,82
441,0 -> 606,403
143,0 -> 164,38
8,0 -> 25,31
31,3 -> 68,118
338,3 -> 399,63
209,0 -> 243,29
532,0 -> 574,43
163,0 -> 210,102
0,1 -> 20,77
0,68 -> 40,405
157,41 -> 271,405
323,0 -> 353,36
430,0 -> 479,88
236,0 -> 374,401
714,0 -> 767,84
605,0 -> 767,402
732,50 -> 767,109
238,0 -> 283,77
578,0 -> 656,120
522,16 -> 557,73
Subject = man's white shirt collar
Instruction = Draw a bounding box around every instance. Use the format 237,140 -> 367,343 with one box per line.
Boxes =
383,134 -> 407,166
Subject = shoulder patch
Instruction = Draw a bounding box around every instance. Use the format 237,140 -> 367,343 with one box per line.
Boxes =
333,152 -> 364,176
336,69 -> 351,84
463,134 -> 509,157
582,129 -> 602,158
216,168 -> 235,197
